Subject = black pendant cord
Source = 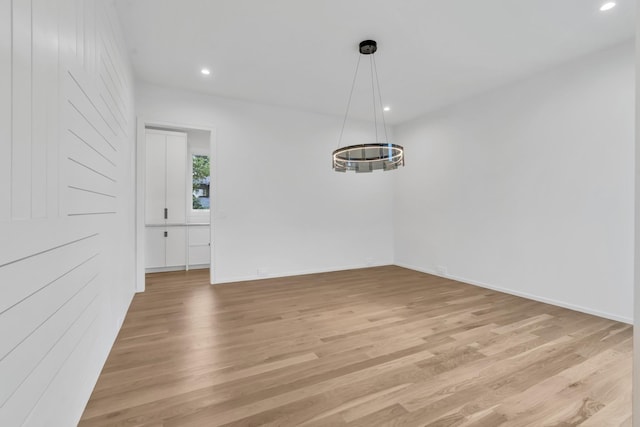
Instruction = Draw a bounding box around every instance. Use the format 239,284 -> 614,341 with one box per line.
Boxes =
370,55 -> 379,145
373,55 -> 389,145
337,55 -> 362,148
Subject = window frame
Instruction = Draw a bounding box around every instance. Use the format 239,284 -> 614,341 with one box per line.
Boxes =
189,148 -> 211,214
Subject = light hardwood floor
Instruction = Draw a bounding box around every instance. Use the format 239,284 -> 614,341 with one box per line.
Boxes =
79,266 -> 632,426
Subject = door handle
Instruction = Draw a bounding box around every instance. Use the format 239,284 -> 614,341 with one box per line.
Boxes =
164,208 -> 168,219
164,231 -> 168,237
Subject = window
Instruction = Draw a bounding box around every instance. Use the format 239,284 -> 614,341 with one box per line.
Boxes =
192,154 -> 210,210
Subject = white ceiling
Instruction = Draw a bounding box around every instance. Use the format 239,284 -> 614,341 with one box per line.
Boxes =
115,0 -> 634,125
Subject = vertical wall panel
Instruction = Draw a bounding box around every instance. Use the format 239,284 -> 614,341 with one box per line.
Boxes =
57,0 -> 75,60
0,0 -> 11,221
82,0 -> 95,76
75,0 -> 83,66
30,0 -> 49,218
11,0 -> 32,220
0,0 -> 136,425
45,0 -> 59,218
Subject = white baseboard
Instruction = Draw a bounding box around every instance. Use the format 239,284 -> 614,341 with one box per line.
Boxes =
394,262 -> 633,325
213,262 -> 392,285
145,266 -> 186,274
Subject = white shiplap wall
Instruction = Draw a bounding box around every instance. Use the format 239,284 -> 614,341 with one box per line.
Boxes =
0,0 -> 136,425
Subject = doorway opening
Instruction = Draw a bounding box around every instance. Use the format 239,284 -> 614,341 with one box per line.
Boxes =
135,120 -> 216,292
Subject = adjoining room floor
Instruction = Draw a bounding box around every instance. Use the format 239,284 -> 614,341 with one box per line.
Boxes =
79,266 -> 632,426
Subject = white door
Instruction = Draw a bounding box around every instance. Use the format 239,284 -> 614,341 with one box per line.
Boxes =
188,226 -> 210,265
165,134 -> 187,224
145,227 -> 166,268
166,226 -> 187,267
145,132 -> 166,224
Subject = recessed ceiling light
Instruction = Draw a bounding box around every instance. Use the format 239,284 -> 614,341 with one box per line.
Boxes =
383,106 -> 391,112
600,2 -> 616,11
201,68 -> 211,75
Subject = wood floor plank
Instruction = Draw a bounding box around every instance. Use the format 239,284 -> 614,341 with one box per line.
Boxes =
79,266 -> 632,426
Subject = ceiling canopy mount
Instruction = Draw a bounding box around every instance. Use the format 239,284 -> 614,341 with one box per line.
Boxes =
358,40 -> 377,55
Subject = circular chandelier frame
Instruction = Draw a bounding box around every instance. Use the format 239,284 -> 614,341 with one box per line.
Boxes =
333,143 -> 404,173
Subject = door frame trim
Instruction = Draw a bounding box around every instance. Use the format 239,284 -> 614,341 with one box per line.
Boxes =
135,116 -> 217,292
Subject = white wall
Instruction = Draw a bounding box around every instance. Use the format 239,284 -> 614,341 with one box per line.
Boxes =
136,82 -> 395,283
633,0 -> 639,420
186,128 -> 211,152
394,41 -> 635,323
0,1 -> 136,426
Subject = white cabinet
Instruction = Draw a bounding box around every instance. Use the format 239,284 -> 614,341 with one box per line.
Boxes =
145,227 -> 166,269
188,226 -> 210,266
144,132 -> 167,225
145,129 -> 187,225
145,226 -> 187,270
144,129 -> 188,271
165,136 -> 187,224
166,227 -> 187,267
